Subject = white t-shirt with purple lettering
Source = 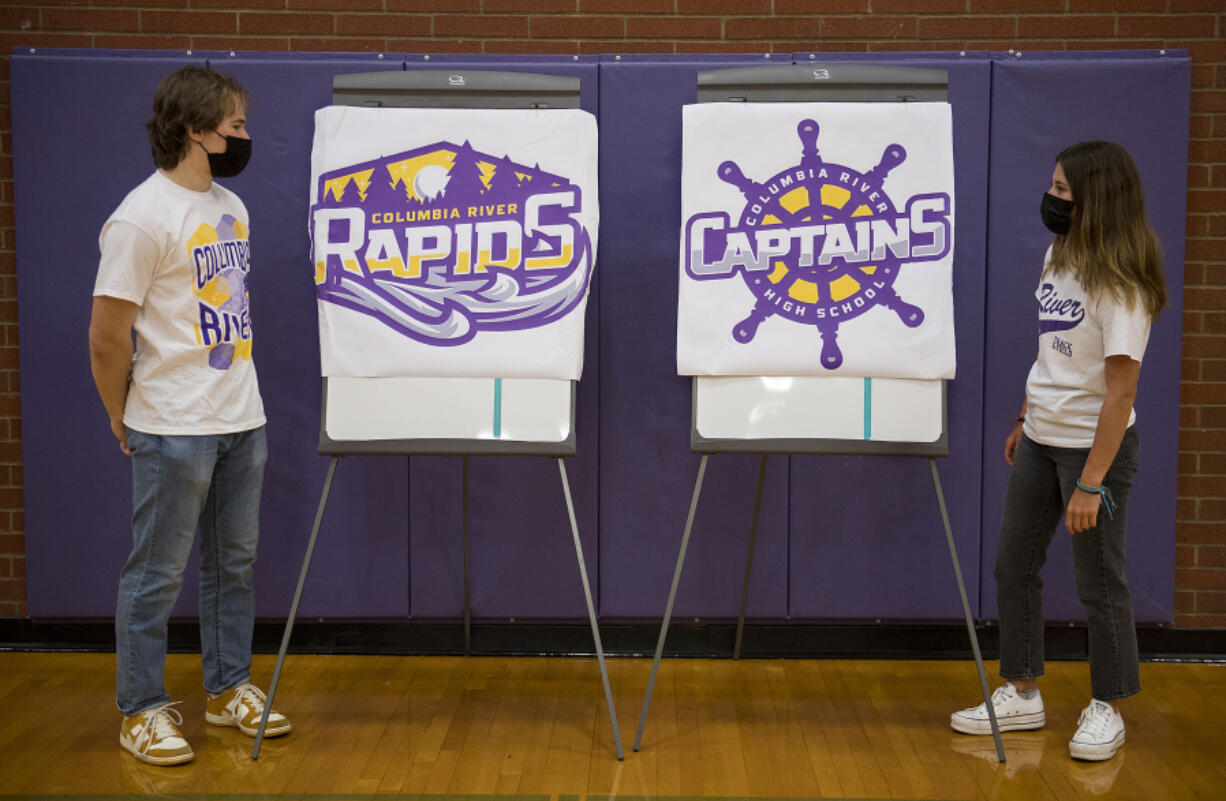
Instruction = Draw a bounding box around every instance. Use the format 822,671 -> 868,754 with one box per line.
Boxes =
95,170 -> 265,436
1023,248 -> 1151,448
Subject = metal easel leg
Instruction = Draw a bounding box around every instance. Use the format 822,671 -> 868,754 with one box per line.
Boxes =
556,458 -> 624,760
634,453 -> 709,752
463,455 -> 471,655
929,457 -> 1005,763
252,455 -> 338,760
733,453 -> 768,660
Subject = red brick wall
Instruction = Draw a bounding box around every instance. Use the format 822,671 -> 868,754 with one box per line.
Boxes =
0,2 -> 1222,627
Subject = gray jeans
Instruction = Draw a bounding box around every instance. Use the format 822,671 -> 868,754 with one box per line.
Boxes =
994,428 -> 1140,702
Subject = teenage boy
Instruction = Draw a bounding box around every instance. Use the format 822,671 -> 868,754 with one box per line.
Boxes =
89,65 -> 290,766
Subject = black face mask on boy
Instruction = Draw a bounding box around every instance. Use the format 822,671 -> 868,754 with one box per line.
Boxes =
200,134 -> 252,179
1040,191 -> 1073,236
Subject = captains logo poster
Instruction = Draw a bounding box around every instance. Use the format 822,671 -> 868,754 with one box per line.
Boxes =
310,106 -> 598,379
677,102 -> 956,379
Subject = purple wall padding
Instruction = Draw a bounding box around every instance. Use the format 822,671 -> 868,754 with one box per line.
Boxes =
13,50 -> 604,621
14,51 -> 413,619
14,51 -> 213,619
982,52 -> 1189,624
597,55 -> 792,619
596,53 -> 991,621
784,52 -> 992,619
210,53 -> 410,619
402,56 -> 602,620
12,49 -> 1189,624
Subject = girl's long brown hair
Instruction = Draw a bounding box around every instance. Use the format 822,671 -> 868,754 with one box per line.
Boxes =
1046,141 -> 1167,320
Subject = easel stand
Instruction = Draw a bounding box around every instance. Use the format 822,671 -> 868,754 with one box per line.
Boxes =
632,452 -> 1004,763
634,61 -> 1004,763
253,453 -> 624,760
254,66 -> 621,760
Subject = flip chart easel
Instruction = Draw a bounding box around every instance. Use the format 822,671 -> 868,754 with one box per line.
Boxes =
253,69 -> 623,761
633,64 -> 1004,763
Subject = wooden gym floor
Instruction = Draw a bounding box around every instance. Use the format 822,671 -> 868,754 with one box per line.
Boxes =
0,652 -> 1223,800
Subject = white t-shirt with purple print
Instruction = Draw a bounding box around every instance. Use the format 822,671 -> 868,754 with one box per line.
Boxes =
95,170 -> 265,436
1023,248 -> 1151,449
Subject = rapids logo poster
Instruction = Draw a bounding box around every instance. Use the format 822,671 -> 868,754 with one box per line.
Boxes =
677,102 -> 957,379
310,106 -> 598,379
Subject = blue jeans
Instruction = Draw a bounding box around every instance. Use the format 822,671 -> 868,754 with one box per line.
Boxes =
994,428 -> 1141,702
115,426 -> 267,716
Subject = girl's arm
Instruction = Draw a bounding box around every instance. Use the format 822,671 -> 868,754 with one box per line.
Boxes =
1065,355 -> 1139,534
1005,397 -> 1027,466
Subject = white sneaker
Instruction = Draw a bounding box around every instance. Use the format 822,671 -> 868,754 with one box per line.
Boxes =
951,682 -> 1045,735
205,682 -> 292,737
119,702 -> 194,765
1069,699 -> 1125,761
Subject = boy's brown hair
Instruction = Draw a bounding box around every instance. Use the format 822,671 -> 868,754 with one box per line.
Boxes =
147,66 -> 249,171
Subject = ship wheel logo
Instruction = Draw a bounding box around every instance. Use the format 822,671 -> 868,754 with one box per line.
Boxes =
685,118 -> 951,370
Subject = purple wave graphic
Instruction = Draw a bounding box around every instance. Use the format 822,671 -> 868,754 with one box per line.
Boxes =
1038,317 -> 1084,334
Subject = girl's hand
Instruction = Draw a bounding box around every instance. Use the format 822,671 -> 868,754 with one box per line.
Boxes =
1004,423 -> 1023,466
1066,488 -> 1100,534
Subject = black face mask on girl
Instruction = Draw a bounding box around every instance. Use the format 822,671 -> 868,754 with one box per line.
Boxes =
200,135 -> 252,179
1040,191 -> 1074,235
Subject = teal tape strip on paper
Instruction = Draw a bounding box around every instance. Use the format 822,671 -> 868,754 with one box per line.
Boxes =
493,378 -> 503,438
863,377 -> 872,440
